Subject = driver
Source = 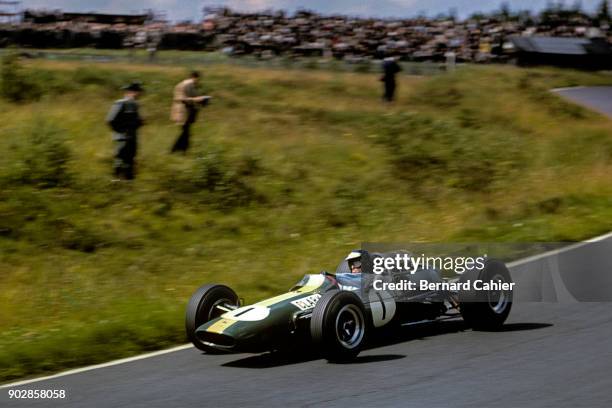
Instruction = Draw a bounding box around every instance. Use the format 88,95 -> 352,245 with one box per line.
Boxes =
335,251 -> 364,291
345,251 -> 363,274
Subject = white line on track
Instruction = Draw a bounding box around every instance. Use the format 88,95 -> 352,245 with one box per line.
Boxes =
0,344 -> 193,389
2,231 -> 611,389
507,231 -> 612,268
550,86 -> 586,93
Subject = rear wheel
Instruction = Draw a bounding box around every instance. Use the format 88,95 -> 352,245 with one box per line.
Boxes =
311,290 -> 367,362
459,260 -> 513,330
185,284 -> 239,352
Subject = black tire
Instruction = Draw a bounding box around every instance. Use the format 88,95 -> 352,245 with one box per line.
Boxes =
311,290 -> 367,362
459,259 -> 513,330
185,284 -> 239,352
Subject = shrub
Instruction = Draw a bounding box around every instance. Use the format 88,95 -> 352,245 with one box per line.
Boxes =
0,51 -> 42,102
194,148 -> 263,209
193,147 -> 228,191
159,146 -> 263,210
371,112 -> 525,193
14,119 -> 72,188
53,220 -> 107,253
318,181 -> 364,228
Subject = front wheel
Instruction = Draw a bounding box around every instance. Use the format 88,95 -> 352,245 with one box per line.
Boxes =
185,284 -> 239,352
310,290 -> 367,362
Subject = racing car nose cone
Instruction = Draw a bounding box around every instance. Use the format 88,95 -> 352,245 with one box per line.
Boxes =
197,331 -> 237,348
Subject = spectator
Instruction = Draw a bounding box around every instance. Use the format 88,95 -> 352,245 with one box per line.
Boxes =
106,82 -> 144,180
10,7 -> 611,64
170,71 -> 210,153
381,56 -> 401,102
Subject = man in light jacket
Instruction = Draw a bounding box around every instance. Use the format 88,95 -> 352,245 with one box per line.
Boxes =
170,71 -> 210,153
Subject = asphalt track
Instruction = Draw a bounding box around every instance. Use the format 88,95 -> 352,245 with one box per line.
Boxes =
1,234 -> 610,408
553,86 -> 612,117
2,89 -> 611,408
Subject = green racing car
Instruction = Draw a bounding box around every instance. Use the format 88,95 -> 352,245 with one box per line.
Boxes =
185,250 -> 513,362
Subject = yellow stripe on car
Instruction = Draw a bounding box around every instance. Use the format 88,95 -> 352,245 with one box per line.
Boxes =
207,275 -> 327,332
257,274 -> 325,307
206,318 -> 237,334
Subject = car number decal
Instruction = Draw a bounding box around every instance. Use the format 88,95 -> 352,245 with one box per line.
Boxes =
369,290 -> 396,328
291,294 -> 322,311
222,305 -> 270,321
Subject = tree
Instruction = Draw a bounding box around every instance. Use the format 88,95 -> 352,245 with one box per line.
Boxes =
499,2 -> 512,21
597,0 -> 610,22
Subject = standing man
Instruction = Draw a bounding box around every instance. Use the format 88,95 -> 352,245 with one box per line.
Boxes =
170,71 -> 210,153
106,82 -> 144,180
381,56 -> 401,103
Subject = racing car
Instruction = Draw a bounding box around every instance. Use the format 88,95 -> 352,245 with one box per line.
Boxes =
185,250 -> 513,362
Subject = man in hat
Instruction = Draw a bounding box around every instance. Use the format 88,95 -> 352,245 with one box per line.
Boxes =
106,82 -> 144,180
170,71 -> 210,153
381,56 -> 401,103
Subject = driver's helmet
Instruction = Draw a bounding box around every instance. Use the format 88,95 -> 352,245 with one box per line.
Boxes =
345,250 -> 364,274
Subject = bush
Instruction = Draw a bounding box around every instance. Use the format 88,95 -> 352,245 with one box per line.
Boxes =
371,112 -> 525,193
194,148 -> 262,209
159,146 -> 263,210
13,119 -> 72,188
1,51 -> 42,102
52,219 -> 107,253
318,181 -> 364,228
193,147 -> 228,191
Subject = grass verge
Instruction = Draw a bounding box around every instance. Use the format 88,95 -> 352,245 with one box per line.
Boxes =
0,54 -> 611,382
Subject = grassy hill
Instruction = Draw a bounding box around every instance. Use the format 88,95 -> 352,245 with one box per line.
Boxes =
0,55 -> 611,382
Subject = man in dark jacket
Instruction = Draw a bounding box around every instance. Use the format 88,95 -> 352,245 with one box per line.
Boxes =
381,57 -> 401,103
106,82 -> 144,180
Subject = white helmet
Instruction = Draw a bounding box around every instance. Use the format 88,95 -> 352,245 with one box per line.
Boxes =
345,250 -> 364,273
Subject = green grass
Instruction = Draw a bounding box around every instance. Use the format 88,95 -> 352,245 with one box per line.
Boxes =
1,48 -> 444,75
0,56 -> 611,382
